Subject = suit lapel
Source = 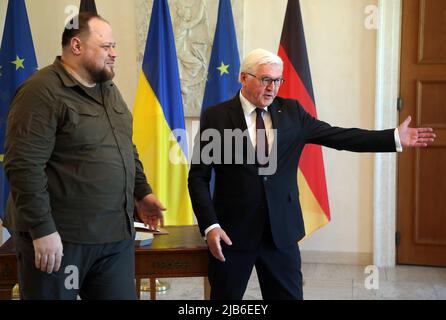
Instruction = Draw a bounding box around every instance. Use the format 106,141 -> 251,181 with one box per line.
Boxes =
227,96 -> 248,131
269,99 -> 282,131
268,99 -> 285,154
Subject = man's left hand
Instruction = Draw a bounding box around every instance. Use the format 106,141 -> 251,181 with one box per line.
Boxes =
398,116 -> 436,148
135,194 -> 166,230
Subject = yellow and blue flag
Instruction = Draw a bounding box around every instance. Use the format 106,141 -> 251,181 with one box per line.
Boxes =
133,0 -> 193,225
0,0 -> 38,220
201,0 -> 241,112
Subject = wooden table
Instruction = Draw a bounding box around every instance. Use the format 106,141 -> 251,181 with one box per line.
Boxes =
0,225 -> 210,300
0,236 -> 17,300
135,225 -> 209,300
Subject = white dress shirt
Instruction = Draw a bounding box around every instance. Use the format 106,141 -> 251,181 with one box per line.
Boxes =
239,91 -> 275,153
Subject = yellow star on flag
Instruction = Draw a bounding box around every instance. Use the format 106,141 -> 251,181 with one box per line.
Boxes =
217,62 -> 229,76
11,55 -> 25,71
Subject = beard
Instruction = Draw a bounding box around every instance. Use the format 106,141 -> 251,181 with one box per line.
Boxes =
85,61 -> 115,83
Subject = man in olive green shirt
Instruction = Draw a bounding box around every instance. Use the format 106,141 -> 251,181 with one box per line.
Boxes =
3,13 -> 164,299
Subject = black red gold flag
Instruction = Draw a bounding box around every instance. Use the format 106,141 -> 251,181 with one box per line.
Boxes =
277,0 -> 331,236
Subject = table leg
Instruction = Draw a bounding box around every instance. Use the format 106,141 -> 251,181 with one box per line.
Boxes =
0,283 -> 15,300
150,278 -> 156,300
135,277 -> 141,300
204,277 -> 210,300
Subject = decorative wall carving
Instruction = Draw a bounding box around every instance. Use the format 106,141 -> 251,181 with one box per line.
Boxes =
135,0 -> 244,117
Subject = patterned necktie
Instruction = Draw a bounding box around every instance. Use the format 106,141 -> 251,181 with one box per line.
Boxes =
255,108 -> 268,165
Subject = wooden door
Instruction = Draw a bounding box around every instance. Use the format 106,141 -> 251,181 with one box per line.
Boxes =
397,0 -> 446,266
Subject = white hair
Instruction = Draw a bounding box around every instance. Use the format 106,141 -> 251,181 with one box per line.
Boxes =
239,48 -> 283,81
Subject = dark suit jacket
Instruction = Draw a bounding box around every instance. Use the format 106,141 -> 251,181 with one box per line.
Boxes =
188,95 -> 396,250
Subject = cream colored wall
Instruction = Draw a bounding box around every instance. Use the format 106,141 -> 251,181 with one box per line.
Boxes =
1,0 -> 379,255
0,1 -> 6,41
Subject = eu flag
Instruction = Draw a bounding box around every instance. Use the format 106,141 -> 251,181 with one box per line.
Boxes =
201,0 -> 241,196
0,0 -> 38,219
201,0 -> 241,113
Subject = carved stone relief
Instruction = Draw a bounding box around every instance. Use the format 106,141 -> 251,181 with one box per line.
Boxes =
135,0 -> 244,117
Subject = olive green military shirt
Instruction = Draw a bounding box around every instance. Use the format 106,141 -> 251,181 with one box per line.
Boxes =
3,57 -> 152,243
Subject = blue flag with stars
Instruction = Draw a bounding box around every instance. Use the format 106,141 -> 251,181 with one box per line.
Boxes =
201,0 -> 241,113
201,0 -> 240,196
0,0 -> 38,220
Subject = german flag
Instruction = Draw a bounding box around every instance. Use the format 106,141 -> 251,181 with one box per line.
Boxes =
277,0 -> 330,237
79,0 -> 97,14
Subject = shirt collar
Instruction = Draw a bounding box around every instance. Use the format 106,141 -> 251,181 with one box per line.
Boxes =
53,56 -> 78,88
239,91 -> 268,117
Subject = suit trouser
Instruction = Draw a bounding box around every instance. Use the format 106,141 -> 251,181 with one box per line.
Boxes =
208,224 -> 303,300
14,232 -> 137,300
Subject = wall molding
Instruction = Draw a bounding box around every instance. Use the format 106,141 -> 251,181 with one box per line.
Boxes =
373,0 -> 402,267
135,0 -> 244,117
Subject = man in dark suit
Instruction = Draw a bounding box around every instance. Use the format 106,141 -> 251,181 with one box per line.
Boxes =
188,48 -> 435,300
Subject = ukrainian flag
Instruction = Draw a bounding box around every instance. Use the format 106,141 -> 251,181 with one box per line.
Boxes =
133,0 -> 193,225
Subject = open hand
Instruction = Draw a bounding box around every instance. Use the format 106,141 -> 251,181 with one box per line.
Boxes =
398,116 -> 436,148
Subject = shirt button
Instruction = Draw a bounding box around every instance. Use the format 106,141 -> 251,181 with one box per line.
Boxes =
263,177 -> 268,182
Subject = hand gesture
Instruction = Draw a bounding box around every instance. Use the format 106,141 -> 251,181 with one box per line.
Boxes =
135,193 -> 166,230
398,116 -> 436,148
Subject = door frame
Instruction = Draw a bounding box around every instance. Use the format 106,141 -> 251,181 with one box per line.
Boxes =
373,0 -> 402,267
